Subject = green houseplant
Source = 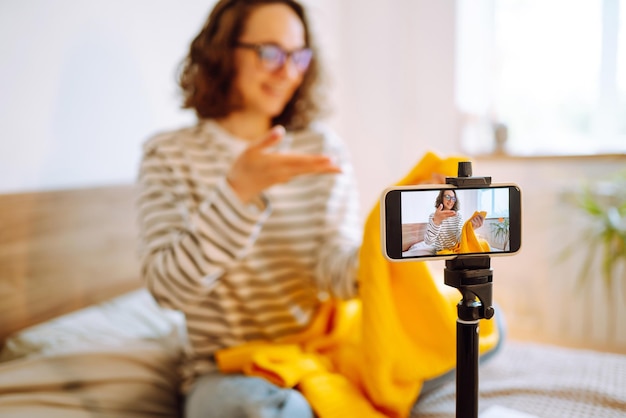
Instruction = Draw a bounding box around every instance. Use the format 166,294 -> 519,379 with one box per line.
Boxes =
490,217 -> 510,250
561,170 -> 626,294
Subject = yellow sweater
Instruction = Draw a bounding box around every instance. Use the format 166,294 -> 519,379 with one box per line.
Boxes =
438,210 -> 491,255
215,152 -> 500,417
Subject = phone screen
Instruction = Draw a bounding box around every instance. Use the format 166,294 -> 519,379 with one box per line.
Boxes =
382,184 -> 522,261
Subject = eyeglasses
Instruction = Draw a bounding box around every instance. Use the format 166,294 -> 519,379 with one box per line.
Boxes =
444,195 -> 457,202
236,42 -> 313,73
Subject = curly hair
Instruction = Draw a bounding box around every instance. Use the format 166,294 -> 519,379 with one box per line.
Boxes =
177,0 -> 326,130
435,189 -> 460,211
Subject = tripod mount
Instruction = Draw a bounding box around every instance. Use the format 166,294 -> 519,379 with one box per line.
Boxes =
443,162 -> 494,418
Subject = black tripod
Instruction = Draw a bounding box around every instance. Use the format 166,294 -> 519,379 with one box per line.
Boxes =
444,162 -> 495,418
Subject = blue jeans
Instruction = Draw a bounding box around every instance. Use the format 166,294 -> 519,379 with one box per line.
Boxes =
185,373 -> 313,418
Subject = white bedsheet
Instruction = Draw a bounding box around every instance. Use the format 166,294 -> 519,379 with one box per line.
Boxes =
1,289 -> 624,418
0,289 -> 186,418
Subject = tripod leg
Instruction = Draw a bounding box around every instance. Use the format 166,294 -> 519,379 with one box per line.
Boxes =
456,319 -> 479,418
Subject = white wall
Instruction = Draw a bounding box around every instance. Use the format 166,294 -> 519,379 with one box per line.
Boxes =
0,0 -> 215,192
330,0 -> 459,213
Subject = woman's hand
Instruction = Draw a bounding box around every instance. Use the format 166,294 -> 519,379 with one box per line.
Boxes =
470,213 -> 485,229
227,126 -> 342,203
432,204 -> 457,225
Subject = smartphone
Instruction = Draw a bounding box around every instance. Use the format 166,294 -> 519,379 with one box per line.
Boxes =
381,183 -> 522,261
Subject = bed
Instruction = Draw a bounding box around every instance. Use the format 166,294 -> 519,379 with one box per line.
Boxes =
0,185 -> 624,418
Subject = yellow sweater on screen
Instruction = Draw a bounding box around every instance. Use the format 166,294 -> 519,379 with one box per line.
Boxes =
438,210 -> 491,255
215,152 -> 501,418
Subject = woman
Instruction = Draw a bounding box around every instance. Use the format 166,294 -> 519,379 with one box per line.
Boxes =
136,1 -> 361,417
408,189 -> 483,255
425,189 -> 463,252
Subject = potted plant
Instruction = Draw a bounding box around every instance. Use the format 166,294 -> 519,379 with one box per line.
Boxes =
490,217 -> 510,250
561,171 -> 626,293
558,170 -> 626,346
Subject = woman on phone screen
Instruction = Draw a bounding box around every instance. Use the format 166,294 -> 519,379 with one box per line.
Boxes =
408,190 -> 484,255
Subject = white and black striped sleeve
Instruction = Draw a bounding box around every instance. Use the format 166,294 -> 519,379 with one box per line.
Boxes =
136,146 -> 270,311
424,212 -> 463,250
313,133 -> 362,300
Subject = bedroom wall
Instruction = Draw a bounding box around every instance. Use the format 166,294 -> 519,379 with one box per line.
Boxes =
0,0 -> 214,193
1,1 -> 624,352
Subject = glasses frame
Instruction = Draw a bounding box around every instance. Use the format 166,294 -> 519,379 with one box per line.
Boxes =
236,42 -> 313,73
444,195 -> 457,202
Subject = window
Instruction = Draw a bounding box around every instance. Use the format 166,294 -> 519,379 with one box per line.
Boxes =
456,0 -> 626,156
478,188 -> 509,219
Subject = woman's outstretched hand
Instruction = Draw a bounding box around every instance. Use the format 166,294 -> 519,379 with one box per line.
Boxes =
432,204 -> 457,225
470,213 -> 485,229
227,126 -> 342,203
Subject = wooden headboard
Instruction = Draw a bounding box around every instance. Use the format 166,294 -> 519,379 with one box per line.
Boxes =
401,222 -> 427,251
0,184 -> 141,342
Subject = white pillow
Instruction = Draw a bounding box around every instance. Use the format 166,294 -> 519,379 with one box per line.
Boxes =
0,289 -> 187,418
0,289 -> 186,361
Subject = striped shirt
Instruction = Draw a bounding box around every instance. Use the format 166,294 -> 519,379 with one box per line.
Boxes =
424,212 -> 463,251
136,120 -> 361,388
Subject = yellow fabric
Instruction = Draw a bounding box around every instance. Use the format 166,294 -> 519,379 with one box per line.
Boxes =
438,210 -> 491,255
214,152 -> 501,418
